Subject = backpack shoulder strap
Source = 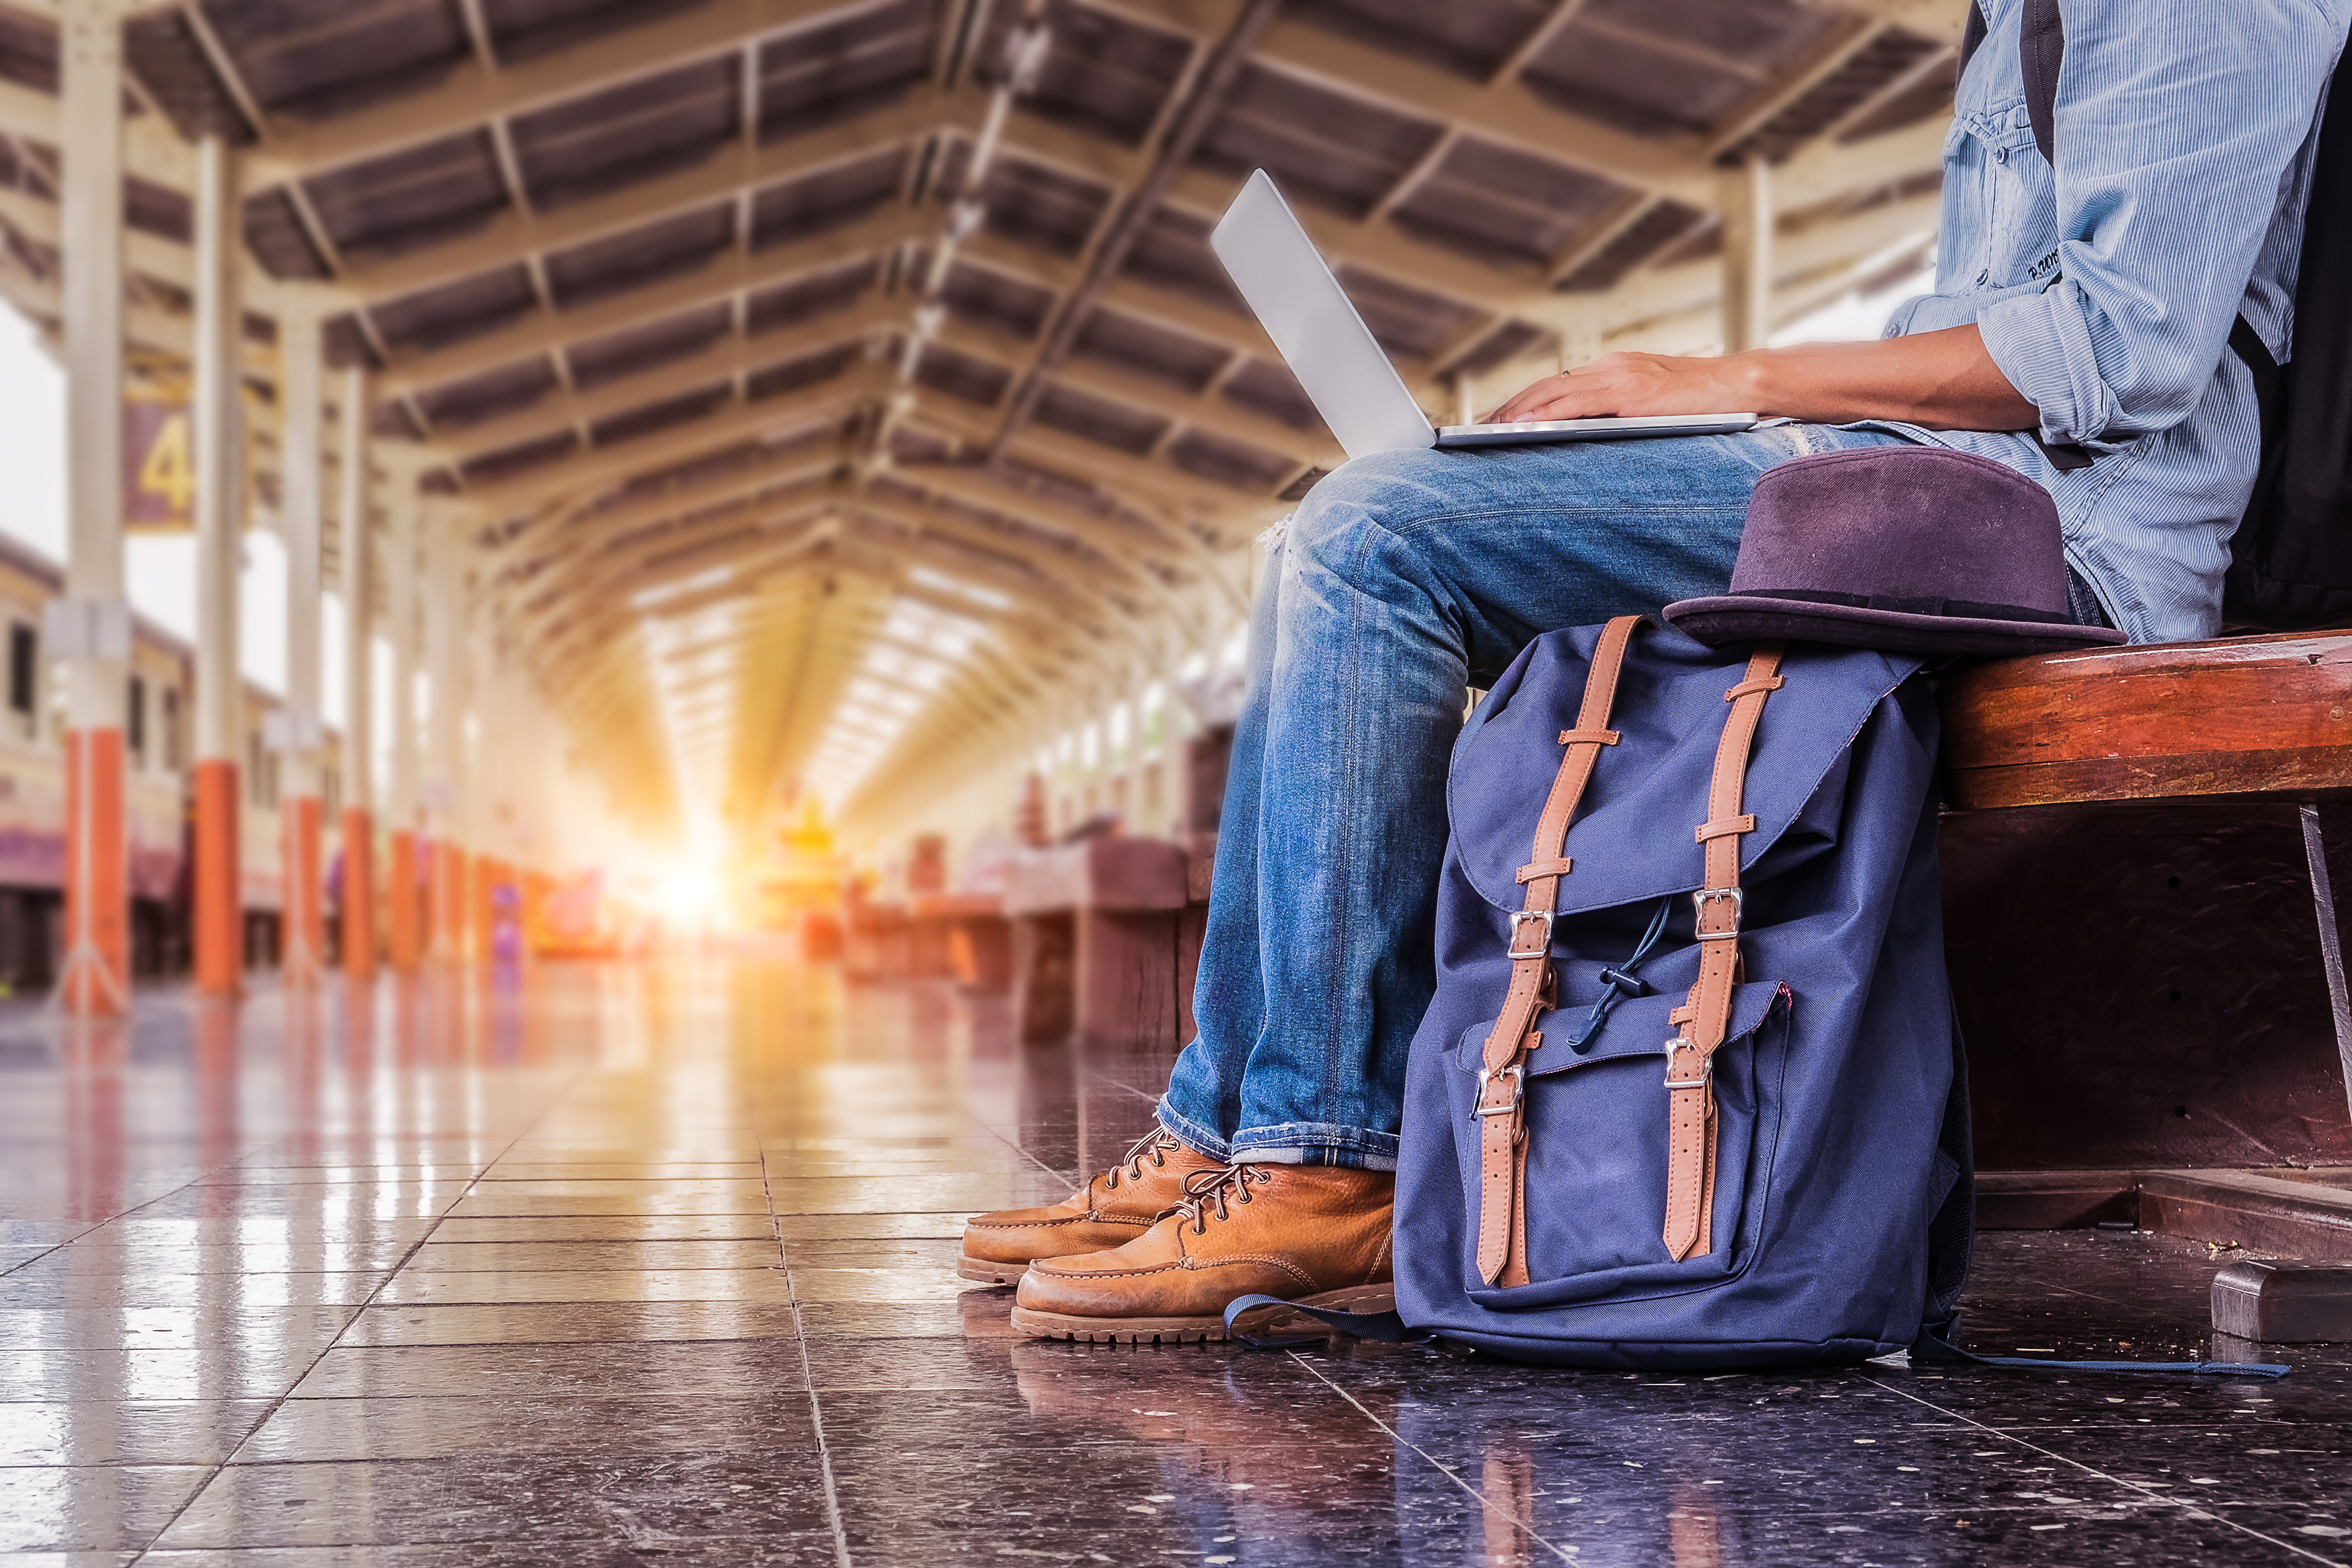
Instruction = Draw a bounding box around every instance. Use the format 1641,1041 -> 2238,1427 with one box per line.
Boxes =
1661,645 -> 1785,1264
2021,0 -> 2064,167
1472,614 -> 1643,1288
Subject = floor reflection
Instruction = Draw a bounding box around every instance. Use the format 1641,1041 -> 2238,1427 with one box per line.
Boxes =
0,957 -> 2345,1563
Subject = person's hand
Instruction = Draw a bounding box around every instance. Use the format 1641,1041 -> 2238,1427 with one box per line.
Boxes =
1485,351 -> 1760,424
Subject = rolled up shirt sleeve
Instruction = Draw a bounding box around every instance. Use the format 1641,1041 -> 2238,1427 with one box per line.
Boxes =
1977,0 -> 2341,446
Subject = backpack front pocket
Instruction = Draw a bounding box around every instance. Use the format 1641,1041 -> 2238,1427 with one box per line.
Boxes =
1447,981 -> 1791,1302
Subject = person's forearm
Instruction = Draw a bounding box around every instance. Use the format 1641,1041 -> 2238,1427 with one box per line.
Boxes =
1488,324 -> 2044,432
1735,326 -> 2042,430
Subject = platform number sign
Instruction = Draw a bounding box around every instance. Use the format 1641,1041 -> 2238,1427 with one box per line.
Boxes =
125,396 -> 194,532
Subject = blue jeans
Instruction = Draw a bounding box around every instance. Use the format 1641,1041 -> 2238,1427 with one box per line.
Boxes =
1155,424 -> 1916,1170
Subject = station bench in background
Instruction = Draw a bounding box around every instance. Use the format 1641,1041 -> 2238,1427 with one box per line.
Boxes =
910,893 -> 1014,991
1001,834 -> 1193,1053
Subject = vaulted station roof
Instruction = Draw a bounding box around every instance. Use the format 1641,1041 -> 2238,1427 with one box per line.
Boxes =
0,0 -> 1961,845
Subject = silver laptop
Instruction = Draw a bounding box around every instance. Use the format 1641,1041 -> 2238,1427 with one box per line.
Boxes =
1209,169 -> 1757,461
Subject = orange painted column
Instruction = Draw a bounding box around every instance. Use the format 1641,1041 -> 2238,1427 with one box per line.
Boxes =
188,128 -> 244,1001
473,856 -> 500,963
469,856 -> 486,962
423,837 -> 445,957
281,795 -> 325,987
521,869 -> 549,955
459,848 -> 477,958
451,843 -> 469,958
61,727 -> 129,1015
55,14 -> 130,1020
341,808 -> 374,978
428,839 -> 467,959
192,758 -> 241,996
386,829 -> 419,971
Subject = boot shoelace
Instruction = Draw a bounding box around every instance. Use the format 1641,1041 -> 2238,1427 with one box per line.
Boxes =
1100,1130 -> 1178,1192
1175,1164 -> 1271,1234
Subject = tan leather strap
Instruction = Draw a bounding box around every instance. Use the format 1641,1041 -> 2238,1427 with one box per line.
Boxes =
1661,644 -> 1785,1263
1474,615 -> 1645,1286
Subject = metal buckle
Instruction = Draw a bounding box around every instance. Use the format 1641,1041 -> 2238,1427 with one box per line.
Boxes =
1663,1040 -> 1711,1091
1691,886 -> 1743,940
1472,1063 -> 1524,1118
1507,911 -> 1552,959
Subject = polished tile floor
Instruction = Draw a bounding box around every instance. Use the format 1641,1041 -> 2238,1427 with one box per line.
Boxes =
2,957 -> 2349,1565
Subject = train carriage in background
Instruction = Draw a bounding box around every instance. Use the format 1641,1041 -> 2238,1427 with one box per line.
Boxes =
0,531 -> 320,990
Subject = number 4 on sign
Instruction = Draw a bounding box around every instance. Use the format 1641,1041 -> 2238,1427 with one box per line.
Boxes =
124,396 -> 196,532
138,410 -> 194,518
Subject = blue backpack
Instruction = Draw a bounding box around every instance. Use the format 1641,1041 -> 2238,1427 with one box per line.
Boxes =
1227,617 -> 2289,1376
1378,617 -> 1970,1368
1230,617 -> 2284,1375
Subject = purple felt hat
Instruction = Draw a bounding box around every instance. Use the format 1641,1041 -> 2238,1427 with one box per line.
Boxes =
1661,447 -> 2127,655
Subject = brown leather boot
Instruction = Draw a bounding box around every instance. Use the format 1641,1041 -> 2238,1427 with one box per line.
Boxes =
1009,1163 -> 1394,1343
957,1130 -> 1223,1285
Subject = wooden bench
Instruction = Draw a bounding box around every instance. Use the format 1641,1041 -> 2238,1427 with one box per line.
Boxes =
840,899 -> 910,984
1002,835 -> 1190,1051
908,892 -> 1013,990
999,834 -> 1195,1176
1940,629 -> 2352,1262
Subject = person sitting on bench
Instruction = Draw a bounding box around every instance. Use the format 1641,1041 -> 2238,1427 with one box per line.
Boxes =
960,0 -> 2352,1342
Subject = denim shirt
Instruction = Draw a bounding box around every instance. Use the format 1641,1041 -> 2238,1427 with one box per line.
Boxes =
1869,0 -> 2350,643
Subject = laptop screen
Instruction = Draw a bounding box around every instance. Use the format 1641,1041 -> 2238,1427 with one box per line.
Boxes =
1210,171 -> 1437,462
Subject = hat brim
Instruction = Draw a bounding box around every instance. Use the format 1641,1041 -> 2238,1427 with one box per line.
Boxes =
1659,595 -> 2128,657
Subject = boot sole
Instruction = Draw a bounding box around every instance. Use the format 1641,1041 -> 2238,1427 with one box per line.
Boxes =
955,1254 -> 1027,1286
1008,1284 -> 1396,1345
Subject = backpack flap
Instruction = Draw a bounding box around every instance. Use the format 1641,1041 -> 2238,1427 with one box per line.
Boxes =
1442,979 -> 1796,1304
1448,979 -> 1791,1079
1448,626 -> 1922,922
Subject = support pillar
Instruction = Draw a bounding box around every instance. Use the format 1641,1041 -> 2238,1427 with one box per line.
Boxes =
435,843 -> 469,961
424,510 -> 467,959
191,133 -> 243,996
338,366 -> 374,977
386,480 -> 421,971
56,4 -> 129,1016
466,624 -> 501,965
475,854 -> 499,964
1717,157 -> 1773,355
278,310 -> 327,988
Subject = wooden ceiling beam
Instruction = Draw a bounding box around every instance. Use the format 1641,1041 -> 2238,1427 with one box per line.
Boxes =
489,430 -> 858,578
432,301 -> 898,465
1818,0 -> 1969,46
531,501 -> 1137,668
854,497 -> 1151,627
1105,1 -> 1713,204
926,312 -> 1338,472
913,394 -> 1275,516
892,460 -> 1190,563
1771,116 -> 1948,211
495,425 -> 1191,603
448,366 -> 887,506
374,209 -> 920,398
331,92 -> 972,303
508,503 -> 840,658
252,0 -> 887,177
1574,190 -> 1940,341
511,477 -> 1153,670
1704,16 -> 1885,159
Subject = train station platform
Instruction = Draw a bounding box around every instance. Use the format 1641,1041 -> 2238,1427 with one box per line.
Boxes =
3,960 -> 2348,1564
